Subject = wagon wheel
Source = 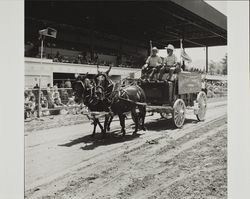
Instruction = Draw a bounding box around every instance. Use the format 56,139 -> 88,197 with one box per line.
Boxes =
196,91 -> 207,121
172,99 -> 186,128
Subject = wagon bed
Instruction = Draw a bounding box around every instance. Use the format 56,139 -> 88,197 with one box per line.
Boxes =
137,72 -> 207,128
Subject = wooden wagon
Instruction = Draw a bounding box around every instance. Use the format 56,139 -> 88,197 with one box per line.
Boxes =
138,72 -> 207,128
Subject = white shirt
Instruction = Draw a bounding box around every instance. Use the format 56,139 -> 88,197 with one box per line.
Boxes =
164,54 -> 177,66
146,55 -> 162,67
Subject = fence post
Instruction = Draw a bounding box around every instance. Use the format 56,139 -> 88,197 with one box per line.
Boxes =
37,79 -> 41,118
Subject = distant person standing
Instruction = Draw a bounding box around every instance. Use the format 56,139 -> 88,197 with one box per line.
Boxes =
93,52 -> 99,64
46,83 -> 54,108
33,83 -> 40,103
65,78 -> 72,88
60,81 -> 65,88
65,78 -> 72,97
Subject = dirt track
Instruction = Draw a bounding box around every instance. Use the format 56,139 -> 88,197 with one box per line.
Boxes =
25,98 -> 227,199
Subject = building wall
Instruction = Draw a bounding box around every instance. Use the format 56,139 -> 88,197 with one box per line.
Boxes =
25,57 -> 141,88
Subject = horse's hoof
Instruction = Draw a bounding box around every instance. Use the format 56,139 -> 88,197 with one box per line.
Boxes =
107,127 -> 110,131
133,131 -> 137,135
141,126 -> 146,131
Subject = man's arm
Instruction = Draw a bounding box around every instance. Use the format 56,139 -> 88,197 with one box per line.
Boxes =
157,57 -> 163,66
143,56 -> 150,69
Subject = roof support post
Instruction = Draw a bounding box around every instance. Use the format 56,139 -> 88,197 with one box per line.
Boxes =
206,46 -> 208,73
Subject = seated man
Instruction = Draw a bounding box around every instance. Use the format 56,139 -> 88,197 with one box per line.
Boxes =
142,47 -> 162,80
159,44 -> 180,81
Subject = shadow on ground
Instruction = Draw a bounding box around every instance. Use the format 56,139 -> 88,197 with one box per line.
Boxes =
58,125 -> 143,150
58,116 -> 198,150
144,117 -> 198,131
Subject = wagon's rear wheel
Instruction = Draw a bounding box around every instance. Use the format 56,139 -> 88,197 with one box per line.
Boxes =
172,99 -> 186,128
196,91 -> 207,121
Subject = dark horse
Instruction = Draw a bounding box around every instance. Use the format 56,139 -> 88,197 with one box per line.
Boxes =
95,65 -> 147,136
73,73 -> 112,137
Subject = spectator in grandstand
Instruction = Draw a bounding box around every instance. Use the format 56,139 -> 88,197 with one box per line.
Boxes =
54,97 -> 64,106
53,89 -> 61,103
93,52 -> 99,64
29,96 -> 36,114
65,78 -> 72,88
46,83 -> 54,108
86,52 -> 91,63
55,51 -> 60,58
60,81 -> 65,88
34,83 -> 39,89
47,83 -> 51,91
60,89 -> 69,103
53,83 -> 59,91
40,97 -> 50,116
53,51 -> 62,62
54,96 -> 67,115
24,91 -> 32,119
27,90 -> 35,100
66,97 -> 77,114
24,90 -> 30,102
76,55 -> 81,64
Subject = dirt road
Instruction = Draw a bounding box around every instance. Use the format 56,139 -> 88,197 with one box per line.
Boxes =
25,98 -> 227,199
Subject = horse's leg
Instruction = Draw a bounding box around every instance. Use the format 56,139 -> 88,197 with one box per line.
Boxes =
96,119 -> 105,137
139,105 -> 147,131
131,108 -> 139,135
103,114 -> 110,134
91,119 -> 97,137
118,114 -> 126,136
107,115 -> 113,131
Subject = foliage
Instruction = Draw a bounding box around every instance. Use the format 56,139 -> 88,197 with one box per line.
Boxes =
221,54 -> 227,75
208,54 -> 227,75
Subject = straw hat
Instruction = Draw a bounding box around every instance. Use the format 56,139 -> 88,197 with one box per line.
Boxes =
152,47 -> 158,52
165,44 -> 174,51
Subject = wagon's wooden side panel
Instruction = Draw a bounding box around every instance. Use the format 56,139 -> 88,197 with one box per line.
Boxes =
178,72 -> 202,95
139,81 -> 174,105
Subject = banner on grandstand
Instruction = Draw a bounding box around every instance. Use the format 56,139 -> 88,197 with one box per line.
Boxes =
39,27 -> 57,38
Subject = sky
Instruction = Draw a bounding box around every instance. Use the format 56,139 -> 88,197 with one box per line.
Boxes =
205,1 -> 227,16
159,1 -> 227,70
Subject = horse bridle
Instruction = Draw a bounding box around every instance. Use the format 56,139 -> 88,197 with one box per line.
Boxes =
95,73 -> 114,100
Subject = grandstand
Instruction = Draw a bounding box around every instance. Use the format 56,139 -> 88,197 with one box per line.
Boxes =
25,0 -> 227,88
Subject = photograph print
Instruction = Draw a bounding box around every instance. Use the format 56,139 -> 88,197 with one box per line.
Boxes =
24,1 -> 227,198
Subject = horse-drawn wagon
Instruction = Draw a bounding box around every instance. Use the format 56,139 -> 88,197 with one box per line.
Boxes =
73,65 -> 207,137
138,71 -> 207,128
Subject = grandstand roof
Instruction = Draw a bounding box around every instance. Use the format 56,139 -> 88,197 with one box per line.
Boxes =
25,0 -> 227,48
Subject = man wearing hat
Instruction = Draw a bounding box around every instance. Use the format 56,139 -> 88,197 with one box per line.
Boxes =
159,44 -> 179,81
142,47 -> 162,80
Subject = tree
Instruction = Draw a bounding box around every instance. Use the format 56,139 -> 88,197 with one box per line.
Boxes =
221,54 -> 227,75
209,60 -> 216,75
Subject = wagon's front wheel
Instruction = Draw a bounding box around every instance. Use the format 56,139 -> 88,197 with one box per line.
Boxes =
172,99 -> 186,128
196,91 -> 207,121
